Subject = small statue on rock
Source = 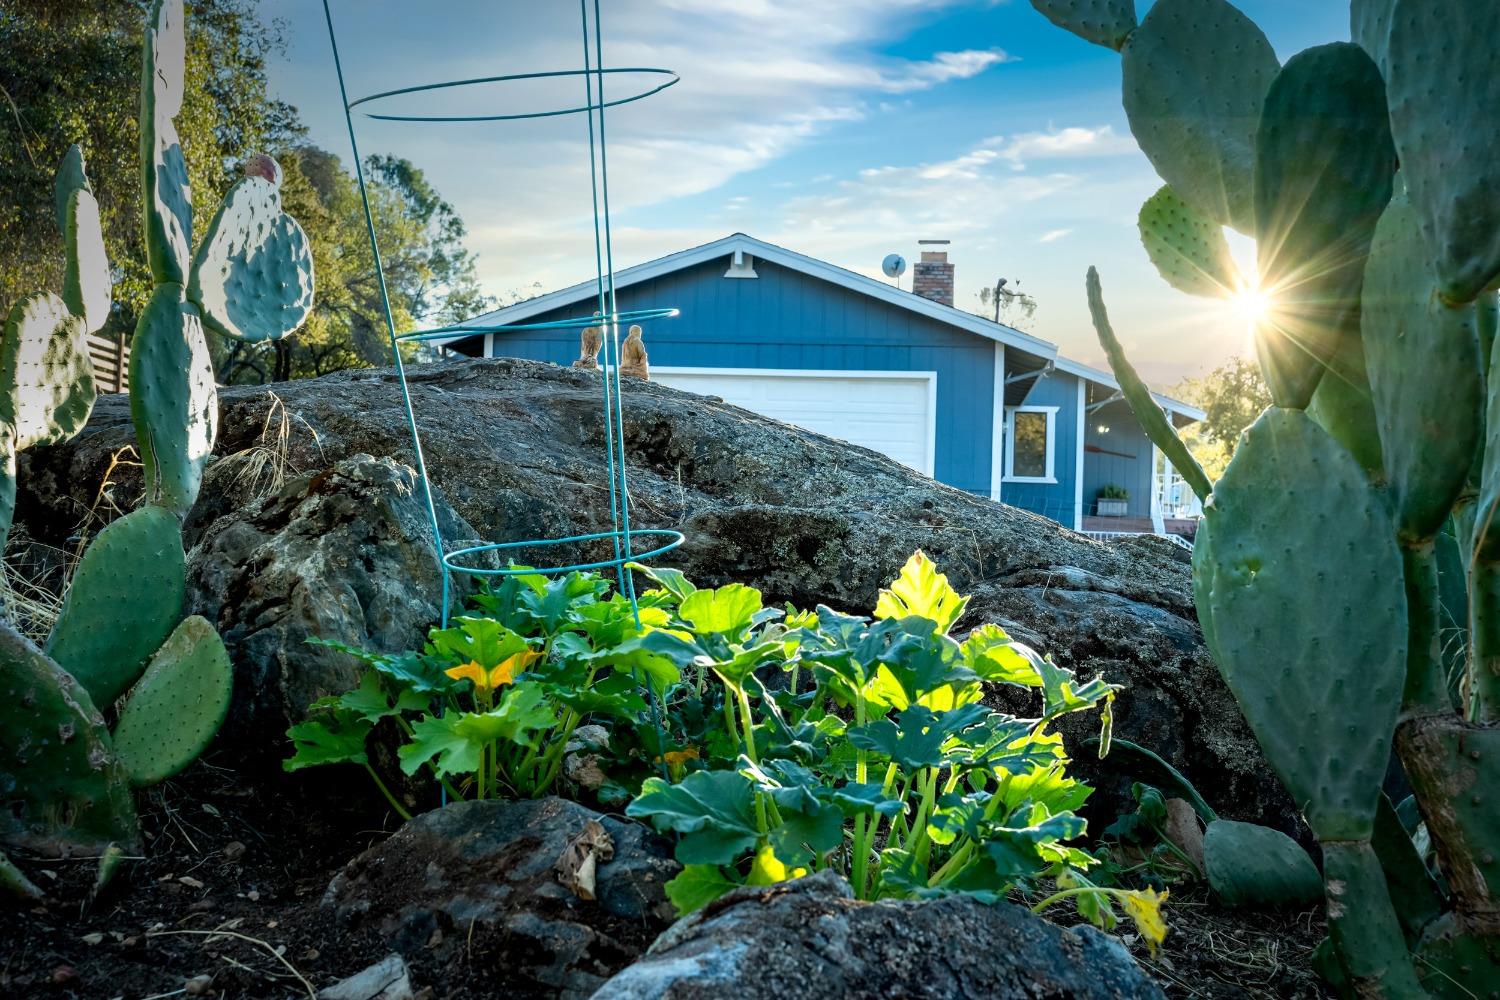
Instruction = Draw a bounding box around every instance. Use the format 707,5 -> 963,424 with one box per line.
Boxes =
620,324 -> 649,380
572,312 -> 604,370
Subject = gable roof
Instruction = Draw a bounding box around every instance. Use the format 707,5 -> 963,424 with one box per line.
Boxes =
446,232 -> 1203,422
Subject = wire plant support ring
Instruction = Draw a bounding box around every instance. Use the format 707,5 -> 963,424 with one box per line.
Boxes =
320,0 -> 683,765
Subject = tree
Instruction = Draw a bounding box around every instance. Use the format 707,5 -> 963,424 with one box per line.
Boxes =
972,279 -> 1038,331
1171,356 -> 1271,479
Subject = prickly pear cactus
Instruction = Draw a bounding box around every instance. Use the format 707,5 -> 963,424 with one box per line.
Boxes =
1252,42 -> 1394,409
56,147 -> 111,333
45,506 -> 185,707
111,616 -> 232,787
0,293 -> 97,544
1137,185 -> 1238,298
1120,0 -> 1278,234
1028,0 -> 1136,51
130,0 -> 312,516
188,167 -> 315,343
140,0 -> 191,284
129,285 -> 217,516
1384,0 -> 1500,306
0,624 -> 138,854
1202,819 -> 1321,908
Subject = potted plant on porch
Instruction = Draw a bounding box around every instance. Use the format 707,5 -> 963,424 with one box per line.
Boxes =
1096,484 -> 1129,517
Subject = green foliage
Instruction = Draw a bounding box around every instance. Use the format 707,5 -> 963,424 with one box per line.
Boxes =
1096,484 -> 1129,501
1031,0 -> 1500,990
1171,357 -> 1270,480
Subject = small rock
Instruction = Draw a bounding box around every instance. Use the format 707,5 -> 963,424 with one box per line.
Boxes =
564,724 -> 610,753
563,752 -> 608,792
317,954 -> 413,1000
179,875 -> 205,889
223,841 -> 247,862
246,890 -> 261,902
80,932 -> 105,945
184,973 -> 214,995
50,965 -> 77,985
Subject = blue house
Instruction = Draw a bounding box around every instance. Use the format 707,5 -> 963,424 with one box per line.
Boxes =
440,234 -> 1203,536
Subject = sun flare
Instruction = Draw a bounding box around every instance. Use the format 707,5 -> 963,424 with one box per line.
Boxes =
1230,282 -> 1274,325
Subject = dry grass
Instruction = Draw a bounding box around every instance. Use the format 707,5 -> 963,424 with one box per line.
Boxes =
217,391 -> 323,501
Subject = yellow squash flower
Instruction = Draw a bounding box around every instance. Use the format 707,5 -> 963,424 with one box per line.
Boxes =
445,650 -> 543,693
1121,887 -> 1169,957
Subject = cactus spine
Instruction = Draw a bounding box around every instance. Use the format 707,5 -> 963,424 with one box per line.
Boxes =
1037,0 -> 1500,992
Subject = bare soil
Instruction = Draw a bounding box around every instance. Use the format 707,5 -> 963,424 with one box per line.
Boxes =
1,757 -> 1328,1000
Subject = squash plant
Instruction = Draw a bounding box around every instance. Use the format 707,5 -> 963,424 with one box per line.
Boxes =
624,553 -> 1139,921
286,552 -> 1164,949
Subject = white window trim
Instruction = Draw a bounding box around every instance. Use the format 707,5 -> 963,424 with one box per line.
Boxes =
989,343 -> 1006,501
651,366 -> 938,479
1003,404 -> 1059,484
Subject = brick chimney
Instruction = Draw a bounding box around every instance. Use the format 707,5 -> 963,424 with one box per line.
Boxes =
912,239 -> 954,307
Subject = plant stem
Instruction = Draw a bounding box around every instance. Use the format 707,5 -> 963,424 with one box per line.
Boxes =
364,764 -> 413,821
851,690 -> 871,898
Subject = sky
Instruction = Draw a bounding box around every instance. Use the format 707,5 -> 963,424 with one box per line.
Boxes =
259,0 -> 1351,386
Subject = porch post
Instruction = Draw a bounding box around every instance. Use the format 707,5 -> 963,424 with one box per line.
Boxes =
1150,443 -> 1166,535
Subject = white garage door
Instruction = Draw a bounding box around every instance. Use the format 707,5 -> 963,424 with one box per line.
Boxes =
651,367 -> 936,476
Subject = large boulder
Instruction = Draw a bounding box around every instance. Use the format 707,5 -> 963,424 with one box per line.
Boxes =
324,797 -> 679,999
591,869 -> 1165,1000
16,358 -> 1292,827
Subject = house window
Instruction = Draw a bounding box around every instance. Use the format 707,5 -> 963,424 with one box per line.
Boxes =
1005,405 -> 1058,483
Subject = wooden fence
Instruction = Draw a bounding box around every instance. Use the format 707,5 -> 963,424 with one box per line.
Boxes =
88,331 -> 129,393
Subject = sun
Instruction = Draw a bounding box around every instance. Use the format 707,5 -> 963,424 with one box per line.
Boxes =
1230,281 -> 1274,325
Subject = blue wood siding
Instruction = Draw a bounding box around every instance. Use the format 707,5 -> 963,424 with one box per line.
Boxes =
999,371 -> 1081,527
485,257 -> 998,495
1082,399 -> 1156,519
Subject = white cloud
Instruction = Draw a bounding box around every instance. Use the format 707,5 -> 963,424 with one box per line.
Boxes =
984,125 -> 1138,169
1038,228 -> 1072,243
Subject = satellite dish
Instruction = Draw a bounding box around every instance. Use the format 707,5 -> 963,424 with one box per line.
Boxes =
882,253 -> 907,279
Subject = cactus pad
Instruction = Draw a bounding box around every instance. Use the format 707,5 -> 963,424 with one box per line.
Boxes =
1202,819 -> 1321,907
1386,0 -> 1500,305
1202,408 -> 1405,841
63,188 -> 112,333
1137,185 -> 1238,298
1397,719 -> 1500,912
140,0 -> 191,284
112,616 -> 231,787
129,285 -> 217,515
1414,912 -> 1500,999
1120,0 -> 1278,234
44,505 -> 184,708
1304,334 -> 1382,478
0,292 -> 96,453
1363,191 -> 1482,541
52,144 -> 89,237
188,175 -> 315,343
1029,0 -> 1136,50
1253,43 -> 1395,410
1086,267 -> 1211,501
0,624 -> 138,854
1322,842 -> 1427,996
1350,0 -> 1396,78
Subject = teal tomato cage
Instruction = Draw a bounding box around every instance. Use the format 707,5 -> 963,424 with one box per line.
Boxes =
319,0 -> 684,716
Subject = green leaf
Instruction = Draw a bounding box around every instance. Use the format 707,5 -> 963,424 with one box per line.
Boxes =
665,864 -> 738,916
868,633 -> 975,710
827,781 -> 904,818
426,617 -> 533,670
338,670 -> 430,723
1034,655 -> 1120,721
746,843 -> 805,886
996,763 -> 1093,816
961,624 -> 1042,687
628,562 -> 698,604
307,638 -> 455,695
570,597 -> 671,648
284,710 -> 371,771
625,770 -> 761,866
517,571 -> 607,633
874,551 -> 969,635
847,703 -> 992,770
679,583 -> 764,637
397,685 -> 556,777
